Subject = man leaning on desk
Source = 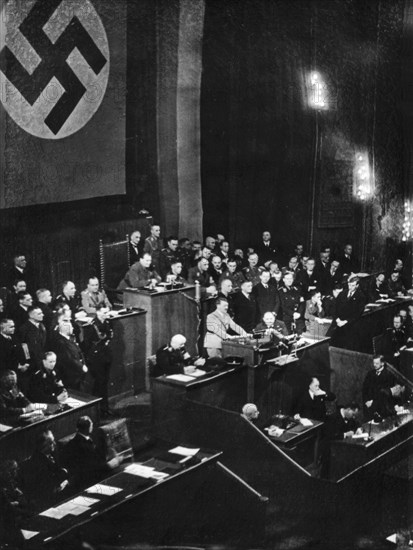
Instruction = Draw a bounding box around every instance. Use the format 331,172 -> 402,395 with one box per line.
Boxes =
155,334 -> 206,377
117,252 -> 161,290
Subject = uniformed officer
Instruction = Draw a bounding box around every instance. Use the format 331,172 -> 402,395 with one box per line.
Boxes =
143,224 -> 162,272
242,253 -> 263,287
279,272 -> 305,334
28,351 -> 68,404
82,305 -> 114,416
159,236 -> 180,279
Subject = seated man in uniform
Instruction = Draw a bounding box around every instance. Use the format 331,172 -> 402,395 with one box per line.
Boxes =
0,370 -> 37,420
155,334 -> 205,377
118,253 -> 161,290
80,276 -> 112,314
362,355 -> 405,420
28,351 -> 68,404
241,403 -> 260,423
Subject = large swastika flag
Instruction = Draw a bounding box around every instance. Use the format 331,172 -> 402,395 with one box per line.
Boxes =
0,0 -> 126,208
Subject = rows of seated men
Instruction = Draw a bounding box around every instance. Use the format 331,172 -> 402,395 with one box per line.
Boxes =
117,226 -> 412,342
0,415 -> 124,545
0,266 -> 116,416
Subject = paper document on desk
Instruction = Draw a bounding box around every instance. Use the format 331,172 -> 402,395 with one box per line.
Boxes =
169,446 -> 200,457
377,298 -> 395,303
187,369 -> 206,378
299,418 -> 313,427
86,484 -> 122,496
65,397 -> 86,408
0,423 -> 12,432
166,374 -> 195,382
125,463 -> 168,479
352,433 -> 368,440
69,496 -> 100,507
365,303 -> 381,308
21,530 -> 39,540
40,507 -> 68,519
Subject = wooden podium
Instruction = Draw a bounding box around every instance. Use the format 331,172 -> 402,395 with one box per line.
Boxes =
122,286 -> 199,356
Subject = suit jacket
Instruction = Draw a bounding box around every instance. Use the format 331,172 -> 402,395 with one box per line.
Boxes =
11,305 -> 29,331
233,292 -> 257,332
333,288 -> 366,324
34,301 -> 54,331
18,321 -> 47,371
252,283 -> 280,319
129,241 -> 144,265
296,270 -> 320,299
337,254 -> 360,275
80,289 -> 112,314
118,262 -> 161,290
0,387 -> 30,418
51,333 -> 86,390
0,334 -> 26,373
22,450 -> 67,509
362,366 -> 397,418
325,410 -> 360,440
64,433 -> 109,492
255,242 -> 278,265
28,368 -> 66,403
294,390 -> 335,422
367,279 -> 389,302
204,309 -> 247,349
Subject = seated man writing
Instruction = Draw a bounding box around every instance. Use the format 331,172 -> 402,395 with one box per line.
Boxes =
155,334 -> 205,377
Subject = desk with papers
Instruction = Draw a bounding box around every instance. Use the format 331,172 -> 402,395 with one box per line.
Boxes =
21,441 -> 267,548
0,391 -> 101,462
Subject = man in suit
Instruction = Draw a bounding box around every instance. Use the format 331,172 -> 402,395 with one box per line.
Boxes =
294,376 -> 335,422
252,270 -> 280,321
129,230 -> 144,264
0,370 -> 34,419
155,334 -> 205,377
0,319 -> 28,377
325,402 -> 362,440
28,351 -> 68,404
6,255 -> 33,292
6,279 -> 27,316
51,320 -> 88,390
11,291 -> 33,331
327,276 -> 366,347
22,429 -> 69,510
337,244 -> 360,276
118,253 -> 162,290
255,231 -> 278,268
320,260 -> 342,296
64,416 -> 122,493
204,297 -> 248,357
296,257 -> 320,299
233,281 -> 257,332
314,250 -> 331,287
81,277 -> 112,315
387,271 -> 407,298
18,306 -> 47,374
53,280 -> 81,313
217,240 -> 230,266
362,355 -> 404,420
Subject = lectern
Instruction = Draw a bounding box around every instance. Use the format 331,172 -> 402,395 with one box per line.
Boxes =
122,286 -> 199,356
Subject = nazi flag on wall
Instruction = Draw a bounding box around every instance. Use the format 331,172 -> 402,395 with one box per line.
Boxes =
0,0 -> 126,208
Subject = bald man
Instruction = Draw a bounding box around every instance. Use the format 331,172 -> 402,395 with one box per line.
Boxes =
155,334 -> 205,377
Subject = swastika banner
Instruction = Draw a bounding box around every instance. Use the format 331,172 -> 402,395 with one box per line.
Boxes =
0,0 -> 126,208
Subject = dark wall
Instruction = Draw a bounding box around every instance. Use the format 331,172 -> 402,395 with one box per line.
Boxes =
0,0 -> 160,293
200,0 -> 406,267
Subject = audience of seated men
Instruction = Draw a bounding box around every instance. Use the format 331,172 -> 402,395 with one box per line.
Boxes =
0,318 -> 29,376
118,252 -> 162,290
204,297 -> 248,357
278,272 -> 305,334
81,276 -> 112,314
0,370 -> 35,419
293,376 -> 335,423
362,355 -> 405,420
233,280 -> 257,333
63,416 -> 122,494
51,319 -> 88,391
252,270 -> 280,321
155,334 -> 206,377
28,351 -> 68,404
22,429 -> 70,510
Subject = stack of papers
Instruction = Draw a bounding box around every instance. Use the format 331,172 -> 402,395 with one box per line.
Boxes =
299,418 -> 313,427
352,432 -> 368,440
0,423 -> 12,433
40,496 -> 100,519
124,463 -> 169,480
86,484 -> 122,496
165,374 -> 194,382
169,446 -> 200,457
65,397 -> 86,408
186,369 -> 206,378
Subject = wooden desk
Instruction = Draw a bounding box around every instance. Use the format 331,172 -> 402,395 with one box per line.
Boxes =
0,391 -> 101,462
330,405 -> 413,481
152,365 -> 248,440
109,309 -> 147,397
123,286 -> 199,356
22,441 -> 267,548
224,337 -> 331,418
329,297 -> 412,353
